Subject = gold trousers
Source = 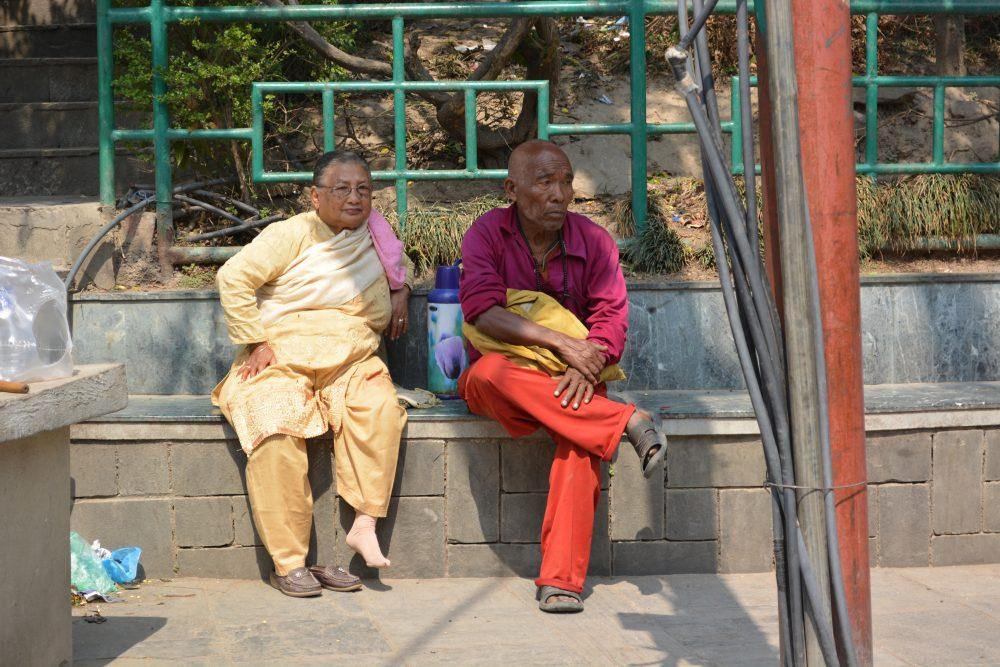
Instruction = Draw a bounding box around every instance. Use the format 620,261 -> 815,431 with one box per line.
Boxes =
244,357 -> 405,575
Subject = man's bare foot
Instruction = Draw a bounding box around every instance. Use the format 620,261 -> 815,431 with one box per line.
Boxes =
347,513 -> 390,568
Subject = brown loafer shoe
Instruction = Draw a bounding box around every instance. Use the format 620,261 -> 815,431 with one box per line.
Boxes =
308,565 -> 362,592
269,567 -> 322,598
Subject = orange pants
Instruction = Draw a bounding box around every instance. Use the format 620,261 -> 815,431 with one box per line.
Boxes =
459,353 -> 635,593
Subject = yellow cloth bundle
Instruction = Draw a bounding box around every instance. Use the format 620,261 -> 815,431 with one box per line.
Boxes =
462,289 -> 626,383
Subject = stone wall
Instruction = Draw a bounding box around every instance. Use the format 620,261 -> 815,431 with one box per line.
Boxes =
69,424 -> 1000,581
70,275 -> 1000,394
868,429 -> 1000,567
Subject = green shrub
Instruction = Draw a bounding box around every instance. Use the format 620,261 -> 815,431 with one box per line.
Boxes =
857,174 -> 1000,259
613,194 -> 687,275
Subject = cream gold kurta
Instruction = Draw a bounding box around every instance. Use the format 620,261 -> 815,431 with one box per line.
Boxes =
212,211 -> 407,574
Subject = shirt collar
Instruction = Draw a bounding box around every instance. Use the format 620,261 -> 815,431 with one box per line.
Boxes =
498,204 -> 588,260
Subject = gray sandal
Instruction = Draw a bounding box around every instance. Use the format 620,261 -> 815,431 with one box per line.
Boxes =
626,418 -> 667,479
537,585 -> 584,613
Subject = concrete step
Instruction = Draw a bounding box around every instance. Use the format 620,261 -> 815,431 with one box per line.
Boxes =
0,101 -> 144,150
0,147 -> 150,197
0,195 -> 111,286
0,57 -> 97,103
2,0 -> 96,27
0,23 -> 95,58
0,102 -> 98,149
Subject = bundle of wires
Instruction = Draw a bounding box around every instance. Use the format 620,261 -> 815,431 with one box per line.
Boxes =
664,0 -> 857,665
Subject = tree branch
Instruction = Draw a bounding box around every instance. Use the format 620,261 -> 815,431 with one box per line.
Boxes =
259,0 -> 392,77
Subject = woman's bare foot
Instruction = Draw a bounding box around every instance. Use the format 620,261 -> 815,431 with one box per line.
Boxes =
346,513 -> 390,569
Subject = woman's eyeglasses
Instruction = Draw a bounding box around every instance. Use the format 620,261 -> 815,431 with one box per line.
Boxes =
316,184 -> 372,199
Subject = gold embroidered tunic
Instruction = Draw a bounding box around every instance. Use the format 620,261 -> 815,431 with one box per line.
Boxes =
212,210 -> 406,520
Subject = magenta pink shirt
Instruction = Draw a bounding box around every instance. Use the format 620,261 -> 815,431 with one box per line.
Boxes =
459,205 -> 629,365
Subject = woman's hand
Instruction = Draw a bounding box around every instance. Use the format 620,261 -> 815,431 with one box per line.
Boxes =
389,285 -> 411,341
239,342 -> 276,380
554,368 -> 595,410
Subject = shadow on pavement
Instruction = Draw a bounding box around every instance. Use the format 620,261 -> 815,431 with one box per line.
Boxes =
73,615 -> 168,663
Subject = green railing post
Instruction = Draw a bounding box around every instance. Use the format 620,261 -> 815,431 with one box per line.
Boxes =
392,16 -> 407,228
322,87 -> 336,153
932,83 -> 946,165
464,88 -> 478,171
730,75 -> 744,174
96,0 -> 115,206
864,12 -> 879,172
251,84 -> 265,180
537,84 -> 551,141
629,0 -> 649,236
150,0 -> 174,275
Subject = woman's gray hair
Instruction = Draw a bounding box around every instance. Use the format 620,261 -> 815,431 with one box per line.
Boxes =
313,150 -> 372,185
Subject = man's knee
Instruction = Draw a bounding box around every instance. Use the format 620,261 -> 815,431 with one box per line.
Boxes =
464,352 -> 512,392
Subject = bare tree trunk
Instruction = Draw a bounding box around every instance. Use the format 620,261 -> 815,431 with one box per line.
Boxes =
260,0 -> 560,157
934,15 -> 966,76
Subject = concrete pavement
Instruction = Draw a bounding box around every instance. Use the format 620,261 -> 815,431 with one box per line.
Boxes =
72,565 -> 1000,665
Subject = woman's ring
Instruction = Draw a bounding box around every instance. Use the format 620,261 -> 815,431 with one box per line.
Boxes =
398,317 -> 405,323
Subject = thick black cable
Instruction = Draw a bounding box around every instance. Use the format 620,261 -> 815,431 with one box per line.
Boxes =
191,189 -> 260,217
678,0 -> 722,51
173,194 -> 246,226
64,195 -> 156,290
668,10 -> 859,663
804,206 -> 859,667
673,68 -> 839,661
185,214 -> 285,242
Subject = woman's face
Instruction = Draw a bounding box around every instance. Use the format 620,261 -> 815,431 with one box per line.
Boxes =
310,161 -> 373,232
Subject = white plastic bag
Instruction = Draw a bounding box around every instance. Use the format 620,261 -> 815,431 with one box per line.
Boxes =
0,256 -> 74,382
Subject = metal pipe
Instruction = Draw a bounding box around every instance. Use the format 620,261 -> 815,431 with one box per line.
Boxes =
759,0 -> 835,662
168,246 -> 241,264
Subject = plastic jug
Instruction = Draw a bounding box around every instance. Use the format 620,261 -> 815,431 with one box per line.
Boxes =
427,260 -> 467,397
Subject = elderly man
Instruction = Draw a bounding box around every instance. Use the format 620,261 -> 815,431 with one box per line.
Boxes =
213,151 -> 411,597
458,140 -> 666,613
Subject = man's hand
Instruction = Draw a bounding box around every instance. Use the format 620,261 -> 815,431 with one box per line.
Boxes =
239,341 -> 276,381
555,337 -> 607,384
554,368 -> 595,410
389,285 -> 411,341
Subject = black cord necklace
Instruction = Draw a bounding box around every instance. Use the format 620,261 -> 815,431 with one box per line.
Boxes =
517,220 -> 570,304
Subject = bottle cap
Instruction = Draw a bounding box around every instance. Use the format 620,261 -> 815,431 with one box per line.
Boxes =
434,260 -> 461,291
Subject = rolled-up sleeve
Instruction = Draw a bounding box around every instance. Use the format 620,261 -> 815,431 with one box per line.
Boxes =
583,233 -> 629,365
216,225 -> 297,345
459,220 -> 508,324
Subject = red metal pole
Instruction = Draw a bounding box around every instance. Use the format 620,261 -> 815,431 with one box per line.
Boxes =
758,2 -> 873,664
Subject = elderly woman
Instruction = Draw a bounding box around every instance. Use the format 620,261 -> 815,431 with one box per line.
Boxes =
212,150 -> 411,598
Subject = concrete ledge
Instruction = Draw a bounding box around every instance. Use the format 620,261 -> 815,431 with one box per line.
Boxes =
73,381 -> 1000,440
2,363 -> 126,442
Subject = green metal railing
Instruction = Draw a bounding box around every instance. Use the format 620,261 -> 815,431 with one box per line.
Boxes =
96,0 -> 999,258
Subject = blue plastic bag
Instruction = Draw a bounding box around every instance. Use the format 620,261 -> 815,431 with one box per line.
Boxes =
102,547 -> 142,584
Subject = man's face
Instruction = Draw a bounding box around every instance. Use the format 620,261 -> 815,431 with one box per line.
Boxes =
505,149 -> 575,233
310,162 -> 373,232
